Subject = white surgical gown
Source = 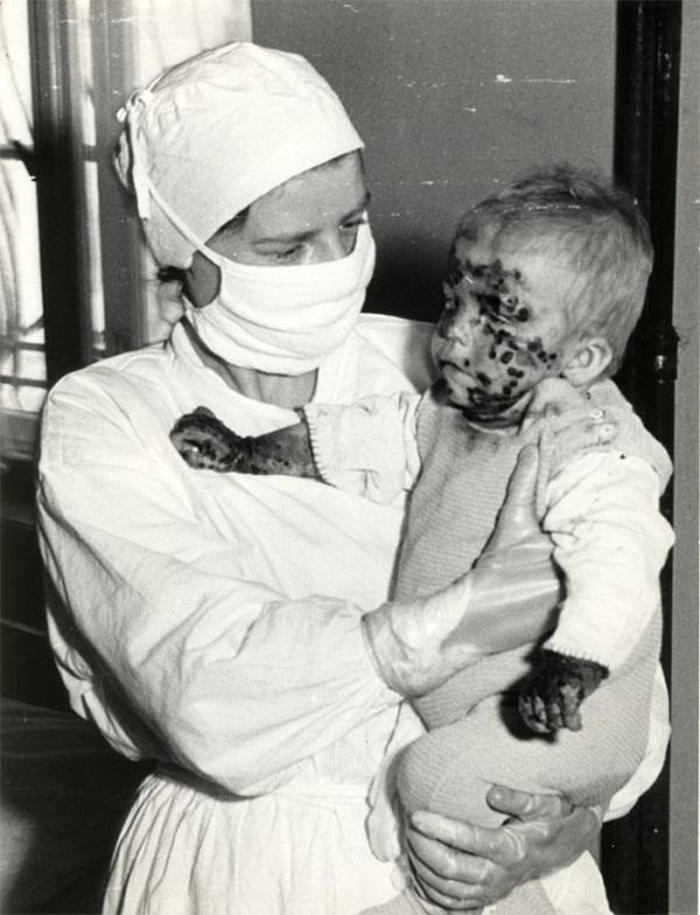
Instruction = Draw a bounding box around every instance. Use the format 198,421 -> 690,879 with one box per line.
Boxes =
37,315 -> 669,915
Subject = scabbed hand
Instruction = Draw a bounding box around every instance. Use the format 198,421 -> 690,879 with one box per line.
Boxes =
170,407 -> 251,471
519,649 -> 608,733
170,408 -> 317,477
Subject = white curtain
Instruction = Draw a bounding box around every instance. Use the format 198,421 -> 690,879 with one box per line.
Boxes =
0,0 -> 44,415
128,0 -> 252,85
0,0 -> 252,437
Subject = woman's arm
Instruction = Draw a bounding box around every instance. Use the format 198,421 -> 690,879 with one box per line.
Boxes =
361,445 -> 562,696
39,376 -> 552,796
38,378 -> 404,795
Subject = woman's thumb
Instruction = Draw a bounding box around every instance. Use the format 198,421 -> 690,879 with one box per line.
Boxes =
486,445 -> 540,550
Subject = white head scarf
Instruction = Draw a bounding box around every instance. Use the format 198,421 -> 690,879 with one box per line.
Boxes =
114,42 -> 364,268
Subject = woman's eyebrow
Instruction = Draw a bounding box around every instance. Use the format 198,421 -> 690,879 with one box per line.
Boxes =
254,229 -> 316,245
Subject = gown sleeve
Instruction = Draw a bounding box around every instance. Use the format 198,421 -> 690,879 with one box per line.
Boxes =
37,379 -> 402,797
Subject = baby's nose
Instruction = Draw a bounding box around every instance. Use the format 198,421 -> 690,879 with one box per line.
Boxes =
440,311 -> 473,347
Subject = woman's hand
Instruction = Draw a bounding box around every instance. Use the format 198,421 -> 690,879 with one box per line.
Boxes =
405,787 -> 604,910
362,446 -> 560,697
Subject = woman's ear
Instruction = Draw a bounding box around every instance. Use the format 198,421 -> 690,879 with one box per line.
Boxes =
184,250 -> 222,308
560,337 -> 613,386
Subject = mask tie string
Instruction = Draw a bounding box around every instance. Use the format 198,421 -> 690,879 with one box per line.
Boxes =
116,89 -> 154,220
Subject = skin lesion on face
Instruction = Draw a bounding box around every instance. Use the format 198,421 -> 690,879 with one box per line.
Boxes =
436,253 -> 566,423
450,257 -> 527,322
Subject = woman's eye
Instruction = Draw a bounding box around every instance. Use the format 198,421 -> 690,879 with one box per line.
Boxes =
341,214 -> 367,232
271,246 -> 303,262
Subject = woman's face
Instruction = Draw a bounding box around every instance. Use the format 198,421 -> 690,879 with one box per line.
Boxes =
186,152 -> 369,307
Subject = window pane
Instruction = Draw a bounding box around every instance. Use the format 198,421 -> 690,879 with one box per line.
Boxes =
75,0 -> 106,359
1,0 -> 46,420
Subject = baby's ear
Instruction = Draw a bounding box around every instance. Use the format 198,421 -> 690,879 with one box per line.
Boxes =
560,337 -> 613,387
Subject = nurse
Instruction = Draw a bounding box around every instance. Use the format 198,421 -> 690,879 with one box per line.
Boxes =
37,43 -> 668,914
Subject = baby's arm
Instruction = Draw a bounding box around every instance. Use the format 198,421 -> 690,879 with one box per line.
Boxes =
519,450 -> 674,734
171,392 -> 422,502
171,406 -> 318,477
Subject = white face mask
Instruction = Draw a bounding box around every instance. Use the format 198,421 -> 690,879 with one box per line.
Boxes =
184,223 -> 376,375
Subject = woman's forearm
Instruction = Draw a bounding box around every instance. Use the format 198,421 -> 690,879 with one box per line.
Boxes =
362,445 -> 561,698
443,534 -> 561,655
362,530 -> 560,698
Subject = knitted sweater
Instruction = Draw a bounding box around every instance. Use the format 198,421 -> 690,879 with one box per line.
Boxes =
307,378 -> 673,672
398,379 -> 669,588
307,379 -> 673,915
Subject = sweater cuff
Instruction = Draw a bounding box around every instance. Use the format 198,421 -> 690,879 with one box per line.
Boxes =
302,405 -> 338,487
541,633 -> 611,669
303,402 -> 409,504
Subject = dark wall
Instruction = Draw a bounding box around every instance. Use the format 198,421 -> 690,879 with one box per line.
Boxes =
252,0 -> 616,322
1,463 -> 70,712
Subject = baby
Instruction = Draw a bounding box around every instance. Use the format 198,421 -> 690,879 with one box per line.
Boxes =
171,166 -> 674,915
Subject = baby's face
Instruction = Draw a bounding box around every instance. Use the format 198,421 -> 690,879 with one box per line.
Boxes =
431,234 -> 582,423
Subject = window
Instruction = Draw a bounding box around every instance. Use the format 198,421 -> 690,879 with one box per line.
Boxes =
1,0 -> 47,457
0,0 -> 251,464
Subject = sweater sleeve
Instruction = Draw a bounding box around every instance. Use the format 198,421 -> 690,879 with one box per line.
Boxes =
37,384 -> 402,797
540,451 -> 674,670
303,392 -> 422,504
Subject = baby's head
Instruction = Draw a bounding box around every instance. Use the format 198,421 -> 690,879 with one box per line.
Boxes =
432,165 -> 652,425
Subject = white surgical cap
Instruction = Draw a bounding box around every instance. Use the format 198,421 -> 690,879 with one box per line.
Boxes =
114,42 -> 364,268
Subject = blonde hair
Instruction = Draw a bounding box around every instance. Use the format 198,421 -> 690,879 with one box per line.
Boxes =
455,165 -> 653,375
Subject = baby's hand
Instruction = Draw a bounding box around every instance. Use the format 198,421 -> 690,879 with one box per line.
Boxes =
518,650 -> 608,734
170,407 -> 318,478
170,407 -> 253,472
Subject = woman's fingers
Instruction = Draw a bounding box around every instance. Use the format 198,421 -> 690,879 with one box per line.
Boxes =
405,821 -> 506,910
410,810 -> 522,865
406,793 -> 603,910
486,784 -> 573,821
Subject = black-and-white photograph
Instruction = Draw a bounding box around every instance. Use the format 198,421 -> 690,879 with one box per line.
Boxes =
1,1 -> 697,913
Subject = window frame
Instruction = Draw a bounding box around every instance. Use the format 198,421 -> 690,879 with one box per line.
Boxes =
1,0 -> 146,464
29,0 -> 96,389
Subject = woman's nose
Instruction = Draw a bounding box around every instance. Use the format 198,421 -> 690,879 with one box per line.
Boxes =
306,231 -> 353,264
